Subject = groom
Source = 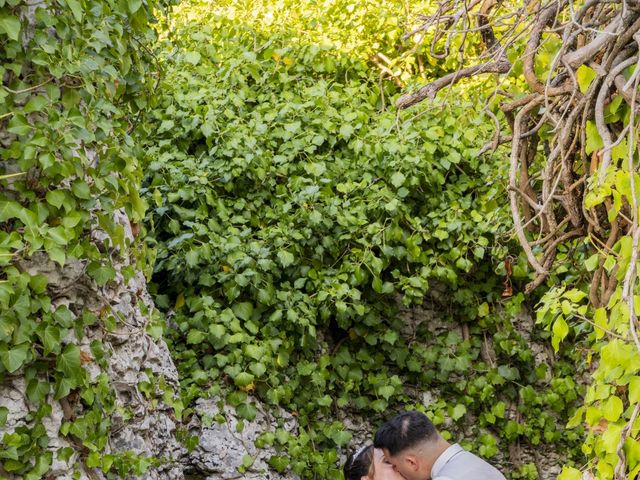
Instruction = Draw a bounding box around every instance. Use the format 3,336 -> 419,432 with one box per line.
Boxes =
374,411 -> 506,480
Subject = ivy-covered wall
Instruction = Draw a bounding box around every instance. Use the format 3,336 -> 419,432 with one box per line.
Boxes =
0,0 -> 183,478
141,1 -> 588,478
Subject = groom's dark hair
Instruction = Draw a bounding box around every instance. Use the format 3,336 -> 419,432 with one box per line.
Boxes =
374,411 -> 438,455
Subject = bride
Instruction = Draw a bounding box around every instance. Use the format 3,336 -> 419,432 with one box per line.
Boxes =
344,445 -> 404,480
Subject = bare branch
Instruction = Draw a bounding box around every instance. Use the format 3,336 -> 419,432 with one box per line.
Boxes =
396,59 -> 511,108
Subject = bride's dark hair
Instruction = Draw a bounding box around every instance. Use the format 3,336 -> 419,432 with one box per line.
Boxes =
343,444 -> 374,480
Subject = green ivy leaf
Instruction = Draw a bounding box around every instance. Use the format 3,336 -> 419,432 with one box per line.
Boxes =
87,261 -> 116,286
593,308 -> 608,340
305,162 -> 326,176
277,250 -> 295,268
584,253 -> 600,272
128,0 -> 143,13
43,325 -> 61,355
53,305 -> 74,328
184,51 -> 201,65
339,124 -> 354,140
186,329 -> 205,344
71,180 -> 91,200
128,185 -> 147,221
0,406 -> 8,427
233,302 -> 253,321
87,452 -> 101,468
330,429 -> 352,446
244,344 -> 264,360
233,371 -> 254,387
269,456 -> 289,473
0,200 -> 23,222
56,343 -> 82,379
557,466 -> 582,480
62,211 -> 83,228
236,402 -> 257,421
377,385 -> 394,400
390,172 -> 406,188
551,316 -> 569,352
451,403 -> 467,420
7,114 -> 31,136
65,0 -> 84,22
24,95 -> 49,113
54,377 -> 76,400
46,246 -> 66,267
585,121 -> 604,155
26,379 -> 50,404
0,13 -> 20,41
29,274 -> 48,294
0,343 -> 29,373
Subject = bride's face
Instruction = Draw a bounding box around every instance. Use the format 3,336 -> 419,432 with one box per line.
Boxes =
371,448 -> 405,480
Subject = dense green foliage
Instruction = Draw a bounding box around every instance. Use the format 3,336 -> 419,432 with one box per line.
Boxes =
0,0 -> 171,476
6,0 -> 633,478
143,1 -> 587,477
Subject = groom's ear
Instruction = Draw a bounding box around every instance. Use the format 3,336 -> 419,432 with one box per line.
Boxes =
402,452 -> 419,471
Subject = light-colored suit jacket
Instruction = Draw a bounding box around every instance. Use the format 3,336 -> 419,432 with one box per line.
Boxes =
431,444 -> 506,480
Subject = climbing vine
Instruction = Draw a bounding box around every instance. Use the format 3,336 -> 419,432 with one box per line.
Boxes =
396,1 -> 640,478
0,0 -> 172,477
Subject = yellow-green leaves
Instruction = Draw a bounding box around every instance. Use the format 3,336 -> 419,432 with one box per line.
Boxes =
0,200 -> 22,222
576,65 -> 596,94
390,171 -> 406,188
128,0 -> 143,13
143,1 -> 594,478
0,406 -> 8,427
552,316 -> 569,352
601,395 -> 623,422
276,250 -> 295,268
593,308 -> 608,340
557,466 -> 582,480
234,371 -> 255,388
537,287 -> 588,351
585,120 -> 604,155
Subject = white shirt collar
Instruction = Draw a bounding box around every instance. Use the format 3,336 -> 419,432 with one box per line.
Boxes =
431,443 -> 464,477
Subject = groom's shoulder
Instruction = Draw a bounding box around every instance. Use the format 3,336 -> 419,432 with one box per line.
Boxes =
440,447 -> 507,480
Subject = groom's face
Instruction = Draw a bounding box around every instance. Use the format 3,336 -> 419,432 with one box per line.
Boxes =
381,448 -> 422,480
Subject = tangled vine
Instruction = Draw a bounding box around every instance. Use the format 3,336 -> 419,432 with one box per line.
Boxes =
397,1 -> 640,478
401,0 -> 638,299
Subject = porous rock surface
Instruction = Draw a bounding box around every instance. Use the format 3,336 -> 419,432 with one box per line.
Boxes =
185,397 -> 300,480
1,212 -> 184,480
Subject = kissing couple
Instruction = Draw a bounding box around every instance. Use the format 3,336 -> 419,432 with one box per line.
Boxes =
344,411 -> 506,480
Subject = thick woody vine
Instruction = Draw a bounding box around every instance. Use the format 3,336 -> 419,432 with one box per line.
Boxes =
396,1 -> 640,478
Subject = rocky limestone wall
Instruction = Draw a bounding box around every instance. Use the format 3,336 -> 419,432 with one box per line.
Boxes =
185,398 -> 300,480
0,212 -> 184,479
